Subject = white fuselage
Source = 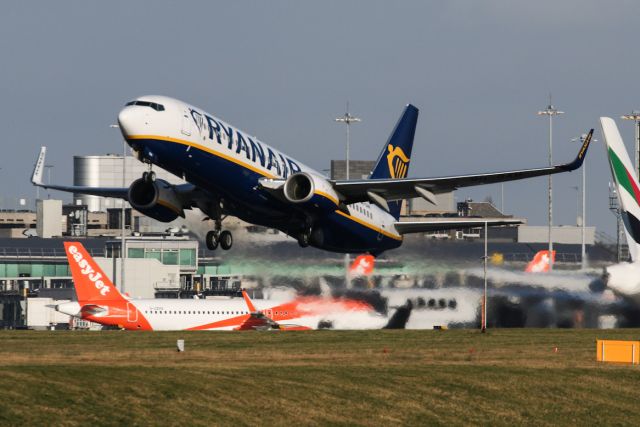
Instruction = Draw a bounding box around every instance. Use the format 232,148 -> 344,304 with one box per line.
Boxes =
57,296 -> 387,331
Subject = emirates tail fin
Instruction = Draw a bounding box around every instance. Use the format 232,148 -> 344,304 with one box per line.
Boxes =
525,250 -> 555,273
601,117 -> 640,262
64,242 -> 125,303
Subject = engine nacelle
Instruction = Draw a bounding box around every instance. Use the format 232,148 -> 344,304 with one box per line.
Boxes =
128,178 -> 185,223
283,172 -> 340,210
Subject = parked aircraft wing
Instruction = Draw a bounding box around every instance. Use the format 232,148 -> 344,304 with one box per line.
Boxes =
394,218 -> 523,235
332,129 -> 593,204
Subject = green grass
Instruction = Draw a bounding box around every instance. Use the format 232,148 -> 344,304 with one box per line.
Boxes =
1,329 -> 640,426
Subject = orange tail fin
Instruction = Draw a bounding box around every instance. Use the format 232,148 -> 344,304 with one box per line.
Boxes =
349,255 -> 375,276
64,242 -> 125,303
525,250 -> 556,273
241,290 -> 257,312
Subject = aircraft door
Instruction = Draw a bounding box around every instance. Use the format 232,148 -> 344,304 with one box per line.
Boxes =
181,109 -> 192,136
127,303 -> 138,322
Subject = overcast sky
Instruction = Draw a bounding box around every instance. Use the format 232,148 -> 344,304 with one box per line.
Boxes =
1,1 -> 639,236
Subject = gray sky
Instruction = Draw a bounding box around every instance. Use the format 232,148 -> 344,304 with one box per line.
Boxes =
1,1 -> 639,236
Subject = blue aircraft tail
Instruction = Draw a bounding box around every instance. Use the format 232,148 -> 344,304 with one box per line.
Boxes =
368,104 -> 419,219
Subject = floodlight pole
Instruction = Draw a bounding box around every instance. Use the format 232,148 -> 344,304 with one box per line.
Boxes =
537,98 -> 564,271
571,134 -> 594,270
621,111 -> 640,179
44,165 -> 54,199
336,104 -> 361,289
481,221 -> 488,333
335,102 -> 361,180
110,123 -> 126,294
122,138 -> 126,294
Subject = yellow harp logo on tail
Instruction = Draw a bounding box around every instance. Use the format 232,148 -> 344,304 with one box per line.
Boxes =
386,144 -> 410,179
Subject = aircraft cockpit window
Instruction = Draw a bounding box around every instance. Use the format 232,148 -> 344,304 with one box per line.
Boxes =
125,100 -> 165,111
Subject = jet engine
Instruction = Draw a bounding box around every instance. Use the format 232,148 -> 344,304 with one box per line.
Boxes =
283,172 -> 340,210
128,178 -> 185,222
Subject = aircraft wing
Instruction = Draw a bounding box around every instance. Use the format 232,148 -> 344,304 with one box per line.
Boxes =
394,218 -> 522,234
31,147 -> 130,198
332,129 -> 593,204
31,146 -> 198,202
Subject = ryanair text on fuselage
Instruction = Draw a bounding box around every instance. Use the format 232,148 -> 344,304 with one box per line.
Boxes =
191,109 -> 301,179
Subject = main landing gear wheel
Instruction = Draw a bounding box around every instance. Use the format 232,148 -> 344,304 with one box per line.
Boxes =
205,230 -> 219,250
219,230 -> 233,250
297,231 -> 310,248
205,230 -> 233,250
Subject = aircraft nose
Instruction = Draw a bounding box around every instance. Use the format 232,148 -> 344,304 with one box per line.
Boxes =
117,106 -> 143,138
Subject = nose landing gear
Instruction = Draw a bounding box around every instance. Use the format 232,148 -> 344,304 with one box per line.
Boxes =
141,170 -> 156,183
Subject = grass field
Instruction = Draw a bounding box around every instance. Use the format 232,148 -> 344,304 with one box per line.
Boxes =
1,329 -> 640,426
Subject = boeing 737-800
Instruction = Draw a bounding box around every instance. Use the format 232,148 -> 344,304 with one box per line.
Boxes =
32,96 -> 592,255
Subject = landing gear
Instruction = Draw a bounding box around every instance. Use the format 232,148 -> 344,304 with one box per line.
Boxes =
206,229 -> 233,251
219,230 -> 233,250
142,170 -> 156,183
297,225 -> 312,248
205,230 -> 219,250
297,232 -> 310,248
205,206 -> 233,251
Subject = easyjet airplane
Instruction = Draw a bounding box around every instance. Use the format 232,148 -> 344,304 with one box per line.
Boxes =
56,242 -> 385,331
32,96 -> 592,254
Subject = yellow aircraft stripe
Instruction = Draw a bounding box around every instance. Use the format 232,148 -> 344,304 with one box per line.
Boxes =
335,210 -> 402,241
157,199 -> 183,216
314,190 -> 339,206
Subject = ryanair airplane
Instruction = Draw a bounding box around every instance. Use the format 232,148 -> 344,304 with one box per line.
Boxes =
32,96 -> 592,255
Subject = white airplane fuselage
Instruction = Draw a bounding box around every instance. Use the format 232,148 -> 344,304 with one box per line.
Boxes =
56,296 -> 386,331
